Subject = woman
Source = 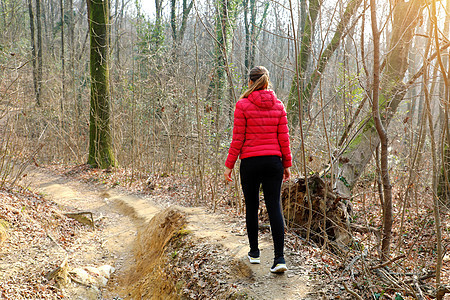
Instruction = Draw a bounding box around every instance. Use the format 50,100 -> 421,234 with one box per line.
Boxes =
224,66 -> 292,273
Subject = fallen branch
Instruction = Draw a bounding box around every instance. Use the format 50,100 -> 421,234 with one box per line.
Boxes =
46,232 -> 65,251
345,248 -> 368,280
0,59 -> 31,70
404,271 -> 435,284
350,223 -> 380,235
375,268 -> 416,297
375,268 -> 403,290
370,255 -> 405,270
343,282 -> 363,300
413,275 -> 425,300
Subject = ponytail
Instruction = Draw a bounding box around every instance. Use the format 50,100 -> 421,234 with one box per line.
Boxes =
240,66 -> 270,99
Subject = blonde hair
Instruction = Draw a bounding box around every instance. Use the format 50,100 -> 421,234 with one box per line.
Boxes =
240,66 -> 270,99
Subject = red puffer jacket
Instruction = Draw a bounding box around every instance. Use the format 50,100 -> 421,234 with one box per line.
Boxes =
225,89 -> 292,169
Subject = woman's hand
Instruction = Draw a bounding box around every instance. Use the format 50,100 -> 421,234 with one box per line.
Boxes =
224,167 -> 233,182
283,167 -> 291,182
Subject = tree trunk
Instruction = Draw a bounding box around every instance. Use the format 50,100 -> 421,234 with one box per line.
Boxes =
430,0 -> 444,283
206,0 -> 238,122
438,0 -> 450,203
49,0 -> 56,59
243,0 -> 250,74
248,0 -> 257,69
243,0 -> 269,73
36,0 -> 43,105
301,0 -> 362,116
87,0 -> 116,168
287,0 -> 323,123
178,0 -> 193,45
170,0 -> 177,47
68,0 -> 75,108
155,0 -> 163,21
27,0 -> 39,106
170,0 -> 194,50
287,0 -> 361,125
154,0 -> 164,50
370,0 -> 392,262
0,1 -> 7,26
334,0 -> 423,197
211,0 -> 228,107
60,0 -> 65,115
439,135 -> 450,202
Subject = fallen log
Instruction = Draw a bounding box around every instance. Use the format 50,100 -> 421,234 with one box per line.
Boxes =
281,174 -> 353,248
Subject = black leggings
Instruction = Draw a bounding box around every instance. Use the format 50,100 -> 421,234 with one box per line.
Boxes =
240,155 -> 285,259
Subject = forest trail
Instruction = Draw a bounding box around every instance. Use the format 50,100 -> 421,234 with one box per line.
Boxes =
25,167 -> 316,299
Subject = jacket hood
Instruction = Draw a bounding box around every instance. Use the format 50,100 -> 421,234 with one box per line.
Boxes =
247,90 -> 276,108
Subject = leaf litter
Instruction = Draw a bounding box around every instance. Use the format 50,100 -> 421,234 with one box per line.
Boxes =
3,163 -> 448,299
0,186 -> 84,299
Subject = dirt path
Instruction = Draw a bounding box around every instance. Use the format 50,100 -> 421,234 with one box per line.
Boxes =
25,167 -> 317,299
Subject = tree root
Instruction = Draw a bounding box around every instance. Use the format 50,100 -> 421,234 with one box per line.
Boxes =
281,175 -> 353,247
64,211 -> 95,228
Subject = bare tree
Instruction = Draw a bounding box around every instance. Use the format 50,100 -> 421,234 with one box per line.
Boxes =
36,0 -> 43,105
429,0 -> 444,284
287,0 -> 323,123
27,0 -> 39,106
287,0 -> 362,125
154,0 -> 164,50
170,0 -> 194,51
60,0 -> 65,115
370,0 -> 392,262
243,0 -> 269,72
206,0 -> 238,119
87,0 -> 116,168
437,0 -> 450,203
334,0 -> 424,197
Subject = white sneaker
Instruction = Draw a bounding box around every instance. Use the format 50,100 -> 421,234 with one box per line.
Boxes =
248,255 -> 260,264
248,250 -> 260,264
270,257 -> 287,273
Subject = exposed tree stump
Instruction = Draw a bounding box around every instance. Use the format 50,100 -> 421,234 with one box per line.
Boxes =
281,174 -> 353,248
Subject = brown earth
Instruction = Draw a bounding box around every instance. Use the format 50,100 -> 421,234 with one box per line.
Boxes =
4,166 -> 327,299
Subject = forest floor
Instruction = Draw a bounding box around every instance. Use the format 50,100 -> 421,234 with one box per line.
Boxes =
0,165 -> 341,299
2,164 -> 449,299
